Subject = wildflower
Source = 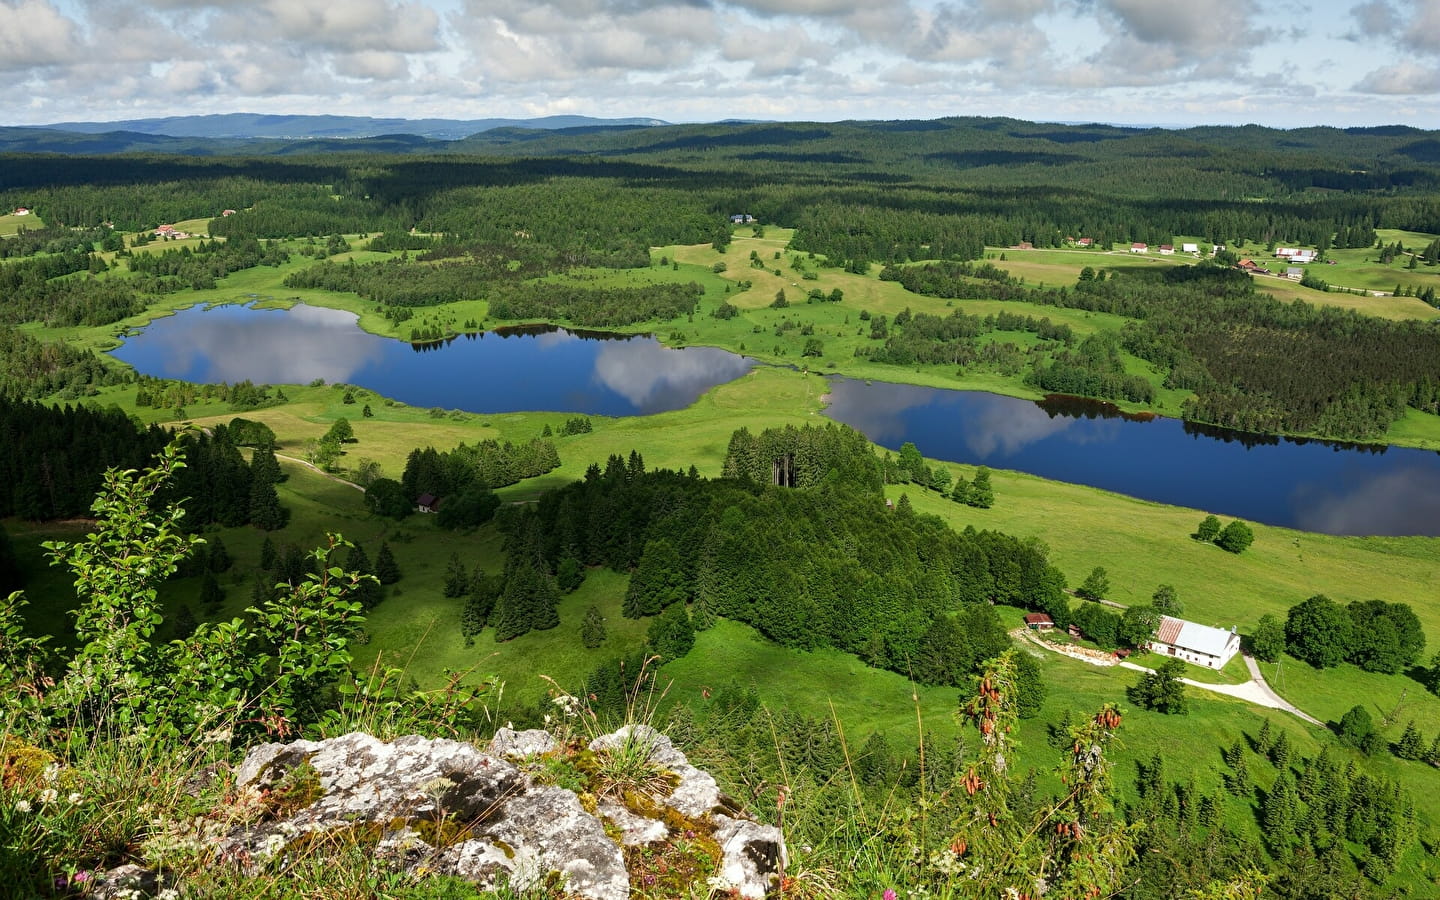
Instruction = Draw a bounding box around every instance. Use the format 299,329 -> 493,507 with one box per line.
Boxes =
884,890 -> 897,900
14,800 -> 31,813
67,792 -> 82,804
72,871 -> 91,884
39,788 -> 58,804
42,763 -> 61,783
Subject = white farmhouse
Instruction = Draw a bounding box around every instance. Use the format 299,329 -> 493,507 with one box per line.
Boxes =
1150,616 -> 1241,669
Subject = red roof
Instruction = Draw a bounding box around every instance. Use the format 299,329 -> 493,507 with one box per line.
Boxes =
1024,613 -> 1054,626
1154,617 -> 1184,645
1077,238 -> 1093,245
1131,242 -> 1146,249
1160,244 -> 1174,250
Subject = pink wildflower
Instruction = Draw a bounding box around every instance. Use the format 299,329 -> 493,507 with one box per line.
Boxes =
883,890 -> 897,900
72,871 -> 91,884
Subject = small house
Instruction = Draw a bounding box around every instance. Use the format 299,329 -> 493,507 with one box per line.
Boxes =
416,493 -> 438,514
1237,259 -> 1262,271
1149,616 -> 1241,669
156,224 -> 177,237
1016,241 -> 1034,250
1130,243 -> 1148,253
1023,612 -> 1054,631
222,209 -> 237,217
1077,237 -> 1094,247
1286,267 -> 1303,280
1158,244 -> 1174,255
729,214 -> 756,224
12,207 -> 29,216
1181,243 -> 1199,253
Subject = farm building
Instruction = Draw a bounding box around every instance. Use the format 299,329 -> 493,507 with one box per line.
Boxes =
415,493 -> 439,514
1076,237 -> 1094,247
1023,612 -> 1054,631
1129,243 -> 1148,253
12,207 -> 30,216
1149,616 -> 1240,669
729,213 -> 756,224
1286,267 -> 1304,280
1182,243 -> 1199,253
1158,244 -> 1174,255
1274,248 -> 1316,263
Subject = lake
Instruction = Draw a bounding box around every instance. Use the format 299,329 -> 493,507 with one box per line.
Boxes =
111,303 -> 1440,536
110,302 -> 756,417
821,377 -> 1440,536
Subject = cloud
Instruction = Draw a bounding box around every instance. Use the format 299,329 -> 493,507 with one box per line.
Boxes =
1351,0 -> 1440,93
1087,0 -> 1266,83
0,0 -> 84,70
1354,61 -> 1440,93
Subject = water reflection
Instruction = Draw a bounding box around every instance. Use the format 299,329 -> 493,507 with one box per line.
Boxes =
823,376 -> 1440,536
110,303 -> 755,417
1291,468 -> 1440,535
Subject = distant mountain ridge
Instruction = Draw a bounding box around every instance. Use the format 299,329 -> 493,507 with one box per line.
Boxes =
30,113 -> 669,141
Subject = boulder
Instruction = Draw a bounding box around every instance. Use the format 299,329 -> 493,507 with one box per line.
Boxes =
215,727 -> 784,899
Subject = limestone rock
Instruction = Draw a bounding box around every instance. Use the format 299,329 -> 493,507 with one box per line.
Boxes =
217,728 -> 784,899
486,726 -> 557,760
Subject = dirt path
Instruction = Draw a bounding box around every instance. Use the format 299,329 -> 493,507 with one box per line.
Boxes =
275,453 -> 364,492
1014,628 -> 1322,725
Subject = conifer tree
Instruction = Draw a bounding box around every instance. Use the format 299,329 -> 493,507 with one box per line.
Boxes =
207,535 -> 232,573
443,552 -> 469,599
375,541 -> 401,584
198,570 -> 223,610
1394,720 -> 1425,760
581,605 -> 606,648
1263,770 -> 1300,850
950,475 -> 970,504
259,535 -> 278,570
1271,729 -> 1292,771
623,538 -> 687,618
968,466 -> 994,507
646,602 -> 695,661
249,476 -> 284,531
1255,719 -> 1274,756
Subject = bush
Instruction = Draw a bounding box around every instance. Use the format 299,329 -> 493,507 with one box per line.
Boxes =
1215,520 -> 1254,553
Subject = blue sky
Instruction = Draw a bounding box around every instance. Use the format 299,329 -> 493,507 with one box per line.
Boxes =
2,0 -> 1438,127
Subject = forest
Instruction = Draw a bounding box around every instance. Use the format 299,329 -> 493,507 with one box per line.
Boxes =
3,118 -> 1440,899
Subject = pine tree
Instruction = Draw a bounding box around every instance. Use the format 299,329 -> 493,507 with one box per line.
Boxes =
207,536 -> 232,573
623,538 -> 687,618
375,541 -> 401,584
556,556 -> 584,593
461,570 -> 501,644
1255,719 -> 1275,756
259,535 -> 277,570
1394,721 -> 1425,760
1271,729 -> 1292,770
249,476 -> 284,531
647,602 -> 695,661
443,552 -> 469,599
950,475 -> 970,504
1263,770 -> 1300,849
581,605 -> 607,648
345,544 -> 382,610
968,466 -> 994,508
198,571 -> 224,610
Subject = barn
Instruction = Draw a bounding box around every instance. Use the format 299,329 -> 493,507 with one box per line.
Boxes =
1149,616 -> 1241,669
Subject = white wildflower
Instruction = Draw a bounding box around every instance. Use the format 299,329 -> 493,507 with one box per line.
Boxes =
42,763 -> 60,783
201,727 -> 233,744
67,792 -> 82,804
14,799 -> 31,813
39,789 -> 58,804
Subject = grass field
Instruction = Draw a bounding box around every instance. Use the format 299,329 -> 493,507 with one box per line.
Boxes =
0,211 -> 44,236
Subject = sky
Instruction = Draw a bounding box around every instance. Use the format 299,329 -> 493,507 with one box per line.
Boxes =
2,0 -> 1439,128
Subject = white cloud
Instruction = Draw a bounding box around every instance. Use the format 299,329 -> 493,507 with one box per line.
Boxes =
0,0 -> 84,70
1355,60 -> 1440,93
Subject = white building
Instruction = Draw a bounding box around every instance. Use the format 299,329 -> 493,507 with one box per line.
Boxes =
1182,243 -> 1199,253
1150,616 -> 1241,669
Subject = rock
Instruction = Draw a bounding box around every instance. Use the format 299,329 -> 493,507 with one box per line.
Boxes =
92,864 -> 163,900
714,814 -> 788,899
588,724 -> 723,818
486,726 -> 557,759
217,728 -> 784,900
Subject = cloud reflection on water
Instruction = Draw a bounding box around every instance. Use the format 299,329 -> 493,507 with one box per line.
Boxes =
593,341 -> 754,414
1291,467 -> 1440,536
119,303 -> 384,385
